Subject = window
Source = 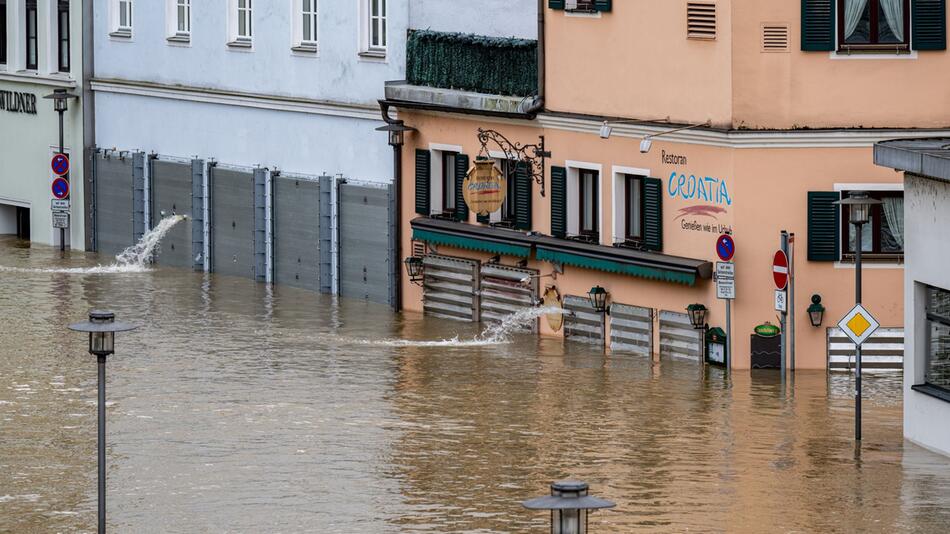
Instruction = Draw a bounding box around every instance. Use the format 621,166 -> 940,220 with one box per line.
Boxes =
115,0 -> 132,35
838,0 -> 909,50
228,0 -> 252,46
176,0 -> 190,35
58,1 -> 69,72
302,0 -> 317,44
442,152 -> 458,214
497,160 -> 518,224
0,1 -> 7,66
237,0 -> 252,39
624,175 -> 644,242
25,0 -> 37,70
578,169 -> 599,241
925,286 -> 950,392
841,190 -> 903,258
362,0 -> 386,55
565,0 -> 595,11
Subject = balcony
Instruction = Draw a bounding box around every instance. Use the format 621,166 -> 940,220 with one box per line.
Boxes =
385,30 -> 539,116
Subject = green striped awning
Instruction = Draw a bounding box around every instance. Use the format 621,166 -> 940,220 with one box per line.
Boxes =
411,228 -> 531,258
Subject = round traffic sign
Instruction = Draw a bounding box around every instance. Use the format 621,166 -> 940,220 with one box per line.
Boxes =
51,153 -> 70,177
716,234 -> 735,262
773,250 -> 789,290
51,177 -> 70,200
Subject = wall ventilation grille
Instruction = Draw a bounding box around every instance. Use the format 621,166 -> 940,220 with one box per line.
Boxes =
687,2 -> 717,40
762,23 -> 790,52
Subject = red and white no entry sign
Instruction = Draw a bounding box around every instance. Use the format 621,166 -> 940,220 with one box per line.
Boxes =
773,250 -> 789,290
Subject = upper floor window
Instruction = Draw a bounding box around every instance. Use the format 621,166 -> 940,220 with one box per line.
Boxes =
577,169 -> 599,242
167,0 -> 190,42
58,0 -> 69,72
1,1 -> 8,66
838,0 -> 909,50
293,0 -> 318,51
361,0 -> 386,56
228,0 -> 252,47
841,190 -> 903,258
176,0 -> 190,34
110,0 -> 132,37
441,151 -> 458,215
924,285 -> 950,393
623,174 -> 644,243
25,0 -> 37,69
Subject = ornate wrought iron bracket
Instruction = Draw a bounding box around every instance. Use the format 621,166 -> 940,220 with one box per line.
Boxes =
477,128 -> 551,197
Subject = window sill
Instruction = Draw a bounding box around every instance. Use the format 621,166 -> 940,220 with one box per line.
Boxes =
564,9 -> 602,18
291,44 -> 319,55
227,39 -> 253,50
912,384 -> 950,404
358,50 -> 387,62
109,29 -> 132,39
167,34 -> 191,44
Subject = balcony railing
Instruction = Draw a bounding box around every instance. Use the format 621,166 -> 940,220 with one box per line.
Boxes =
406,30 -> 538,97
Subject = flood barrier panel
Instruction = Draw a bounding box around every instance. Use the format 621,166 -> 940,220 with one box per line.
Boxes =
827,327 -> 903,371
211,167 -> 256,279
273,176 -> 321,291
339,183 -> 393,305
610,303 -> 653,357
149,159 -> 194,269
479,264 -> 538,332
659,310 -> 701,361
422,254 -> 479,321
94,153 -> 135,258
564,295 -> 605,345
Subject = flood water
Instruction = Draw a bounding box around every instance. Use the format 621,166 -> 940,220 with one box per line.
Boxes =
1,235 -> 949,533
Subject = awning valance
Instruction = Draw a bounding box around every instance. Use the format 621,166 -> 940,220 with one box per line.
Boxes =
410,217 -> 533,257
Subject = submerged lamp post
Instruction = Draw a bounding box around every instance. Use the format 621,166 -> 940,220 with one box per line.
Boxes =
807,294 -> 826,328
687,303 -> 709,364
68,311 -> 137,534
43,88 -> 79,251
523,480 -> 615,534
587,286 -> 609,314
835,191 -> 882,442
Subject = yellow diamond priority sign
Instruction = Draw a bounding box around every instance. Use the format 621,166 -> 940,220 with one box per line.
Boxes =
837,304 -> 881,346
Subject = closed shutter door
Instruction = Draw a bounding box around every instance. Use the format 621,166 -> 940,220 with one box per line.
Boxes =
913,0 -> 947,50
274,176 -> 321,291
415,149 -> 431,215
423,254 -> 480,321
211,168 -> 256,279
643,177 -> 663,252
479,264 -> 539,331
550,166 -> 567,238
95,154 -> 135,258
150,160 -> 193,268
807,191 -> 840,261
659,310 -> 701,361
340,183 -> 392,304
514,162 -> 532,231
610,303 -> 653,357
564,295 -> 605,345
801,0 -> 835,51
455,154 -> 469,222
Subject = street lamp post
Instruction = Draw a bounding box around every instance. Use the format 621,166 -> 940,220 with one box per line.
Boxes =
376,120 -> 416,311
522,480 -> 616,534
68,311 -> 137,534
835,191 -> 882,441
43,89 -> 79,251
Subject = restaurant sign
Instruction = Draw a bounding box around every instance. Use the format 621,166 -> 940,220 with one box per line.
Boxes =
0,91 -> 38,115
463,158 -> 507,216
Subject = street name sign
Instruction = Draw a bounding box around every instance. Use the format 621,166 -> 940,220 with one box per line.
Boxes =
716,261 -> 735,300
773,250 -> 789,290
774,290 -> 787,313
837,304 -> 880,346
51,199 -> 69,210
52,210 -> 69,229
51,153 -> 70,176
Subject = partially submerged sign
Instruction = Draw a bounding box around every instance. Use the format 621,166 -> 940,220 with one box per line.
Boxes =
463,158 -> 507,216
837,304 -> 880,346
542,286 -> 563,333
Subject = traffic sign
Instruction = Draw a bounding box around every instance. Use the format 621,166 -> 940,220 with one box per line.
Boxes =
837,304 -> 880,346
774,290 -> 787,312
51,177 -> 69,199
52,210 -> 69,229
51,199 -> 70,210
716,262 -> 735,300
716,234 -> 735,262
773,250 -> 789,290
51,153 -> 70,176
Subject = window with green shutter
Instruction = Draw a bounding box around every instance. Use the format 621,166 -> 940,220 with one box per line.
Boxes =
913,0 -> 947,50
550,166 -> 567,238
415,149 -> 430,216
801,0 -> 835,51
455,154 -> 469,222
549,0 -> 611,12
549,0 -> 565,9
514,162 -> 532,231
808,191 -> 841,261
643,177 -> 663,252
594,0 -> 612,12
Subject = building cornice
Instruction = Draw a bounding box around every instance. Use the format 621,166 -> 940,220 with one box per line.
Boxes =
0,71 -> 78,89
90,78 -> 382,121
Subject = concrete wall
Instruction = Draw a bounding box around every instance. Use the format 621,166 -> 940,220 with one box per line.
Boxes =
410,0 -> 537,38
904,173 -> 950,457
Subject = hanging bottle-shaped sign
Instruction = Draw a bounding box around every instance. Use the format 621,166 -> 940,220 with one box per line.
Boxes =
463,157 -> 507,216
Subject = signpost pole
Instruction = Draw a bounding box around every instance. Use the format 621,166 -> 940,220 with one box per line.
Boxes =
855,222 -> 864,442
725,298 -> 731,374
58,109 -> 66,252
780,232 -> 789,380
714,234 -> 736,375
790,233 -> 796,372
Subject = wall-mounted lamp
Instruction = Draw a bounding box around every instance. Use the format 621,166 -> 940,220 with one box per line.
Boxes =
599,116 -> 670,140
488,255 -> 501,265
687,303 -> 708,330
375,121 -> 417,148
639,120 -> 712,154
807,294 -> 826,327
404,256 -> 424,285
588,285 -> 609,314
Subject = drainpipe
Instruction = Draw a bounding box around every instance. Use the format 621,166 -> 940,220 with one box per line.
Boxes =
524,0 -> 545,116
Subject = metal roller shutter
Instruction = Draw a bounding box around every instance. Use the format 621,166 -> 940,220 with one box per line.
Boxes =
422,254 -> 480,321
659,310 -> 701,361
211,168 -> 255,279
95,154 -> 135,259
610,303 -> 653,357
564,295 -> 604,345
479,264 -> 538,331
273,176 -> 321,291
150,160 -> 193,268
339,183 -> 392,305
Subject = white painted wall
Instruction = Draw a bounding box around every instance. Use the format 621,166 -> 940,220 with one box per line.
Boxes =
0,204 -> 17,234
410,0 -> 537,39
903,173 -> 950,457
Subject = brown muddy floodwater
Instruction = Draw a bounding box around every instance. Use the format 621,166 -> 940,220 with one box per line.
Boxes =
0,235 -> 949,533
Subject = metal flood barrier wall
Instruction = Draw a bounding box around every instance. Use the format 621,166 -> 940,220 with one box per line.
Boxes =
479,264 -> 538,331
273,175 -> 321,291
659,310 -> 701,361
211,167 -> 256,279
564,295 -> 605,345
610,303 -> 653,357
827,327 -> 904,371
94,152 -> 135,258
422,254 -> 480,321
149,159 -> 194,269
339,182 -> 394,305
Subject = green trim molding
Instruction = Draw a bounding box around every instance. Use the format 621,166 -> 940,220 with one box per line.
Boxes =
412,228 -> 532,258
536,248 -> 697,286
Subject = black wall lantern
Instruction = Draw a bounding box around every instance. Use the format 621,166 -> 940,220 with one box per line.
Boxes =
404,256 -> 424,285
687,303 -> 708,330
588,286 -> 608,313
807,294 -> 826,327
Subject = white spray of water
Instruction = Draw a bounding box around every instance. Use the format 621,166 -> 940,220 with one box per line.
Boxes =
0,215 -> 185,275
361,306 -> 565,347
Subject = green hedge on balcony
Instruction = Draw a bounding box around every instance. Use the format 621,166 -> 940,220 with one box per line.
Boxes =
406,30 -> 538,97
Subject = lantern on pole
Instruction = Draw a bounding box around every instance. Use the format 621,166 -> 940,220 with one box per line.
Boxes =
522,480 -> 616,534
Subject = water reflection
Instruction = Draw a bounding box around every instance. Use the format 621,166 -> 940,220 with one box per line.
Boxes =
0,236 -> 949,533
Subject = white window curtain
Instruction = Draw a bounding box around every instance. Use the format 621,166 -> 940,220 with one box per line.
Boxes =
844,0 -> 869,39
880,0 -> 905,41
883,196 -> 904,248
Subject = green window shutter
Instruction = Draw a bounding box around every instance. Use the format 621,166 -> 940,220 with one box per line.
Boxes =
643,178 -> 664,252
913,0 -> 947,50
550,166 -> 567,238
807,192 -> 841,261
594,0 -> 612,12
514,162 -> 533,231
415,149 -> 430,216
455,154 -> 469,222
549,0 -> 565,9
801,0 -> 835,51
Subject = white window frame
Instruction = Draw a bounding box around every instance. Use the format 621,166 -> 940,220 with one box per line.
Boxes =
111,0 -> 132,37
292,0 -> 318,51
228,0 -> 252,47
359,0 -> 386,57
166,0 -> 190,42
565,161 -> 605,245
611,166 -> 651,245
428,143 -> 463,216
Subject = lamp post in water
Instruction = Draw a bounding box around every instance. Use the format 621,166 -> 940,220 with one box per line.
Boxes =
523,480 -> 616,533
69,311 -> 137,534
